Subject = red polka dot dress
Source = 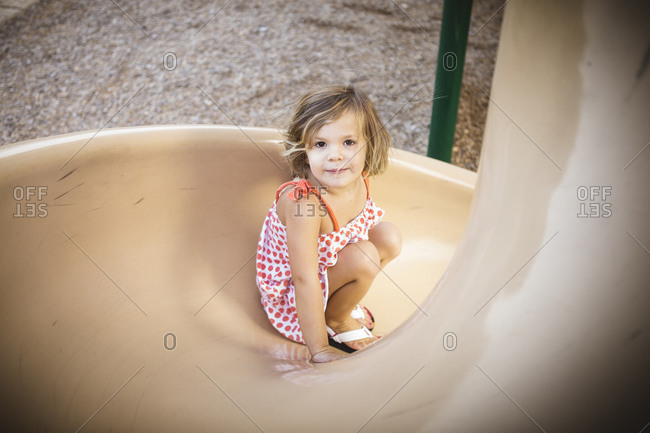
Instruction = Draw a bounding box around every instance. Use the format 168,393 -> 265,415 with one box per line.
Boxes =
255,177 -> 384,344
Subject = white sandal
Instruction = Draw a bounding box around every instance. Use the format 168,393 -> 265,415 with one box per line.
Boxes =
326,325 -> 374,353
350,304 -> 375,330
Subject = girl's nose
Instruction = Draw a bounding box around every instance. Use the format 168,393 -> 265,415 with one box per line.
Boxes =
327,144 -> 344,161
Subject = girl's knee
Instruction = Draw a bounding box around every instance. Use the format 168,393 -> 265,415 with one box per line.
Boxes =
349,241 -> 381,280
371,222 -> 402,262
385,223 -> 403,260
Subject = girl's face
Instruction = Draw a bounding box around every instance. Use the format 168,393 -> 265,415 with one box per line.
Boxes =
305,111 -> 367,190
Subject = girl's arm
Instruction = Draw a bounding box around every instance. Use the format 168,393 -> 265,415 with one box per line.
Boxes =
282,193 -> 347,362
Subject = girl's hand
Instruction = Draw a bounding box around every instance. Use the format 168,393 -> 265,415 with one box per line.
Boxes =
311,347 -> 348,363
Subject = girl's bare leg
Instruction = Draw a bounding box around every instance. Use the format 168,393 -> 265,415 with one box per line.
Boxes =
325,222 -> 402,350
368,222 -> 402,268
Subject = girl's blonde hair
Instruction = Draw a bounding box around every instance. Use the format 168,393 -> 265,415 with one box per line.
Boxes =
284,85 -> 392,179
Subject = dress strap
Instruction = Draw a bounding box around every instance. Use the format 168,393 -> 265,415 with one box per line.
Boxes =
276,180 -> 340,232
276,176 -> 370,232
363,175 -> 370,199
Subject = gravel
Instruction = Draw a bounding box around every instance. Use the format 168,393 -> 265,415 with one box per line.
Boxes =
0,0 -> 503,172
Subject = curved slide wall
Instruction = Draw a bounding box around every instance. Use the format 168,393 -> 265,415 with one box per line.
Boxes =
1,1 -> 649,431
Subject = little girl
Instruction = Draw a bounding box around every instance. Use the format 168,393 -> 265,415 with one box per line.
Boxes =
256,85 -> 401,363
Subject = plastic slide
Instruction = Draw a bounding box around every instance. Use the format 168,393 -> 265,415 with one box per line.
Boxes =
1,1 -> 648,431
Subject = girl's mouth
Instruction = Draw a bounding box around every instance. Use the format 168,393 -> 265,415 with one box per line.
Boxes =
326,168 -> 348,174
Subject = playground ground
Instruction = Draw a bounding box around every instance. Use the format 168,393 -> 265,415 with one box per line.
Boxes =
0,0 -> 503,171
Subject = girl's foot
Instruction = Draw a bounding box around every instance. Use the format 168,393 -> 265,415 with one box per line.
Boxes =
327,317 -> 379,351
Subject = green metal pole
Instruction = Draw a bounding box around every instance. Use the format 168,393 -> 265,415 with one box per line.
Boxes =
427,0 -> 473,162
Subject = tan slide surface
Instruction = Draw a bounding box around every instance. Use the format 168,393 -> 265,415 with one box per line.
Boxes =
1,1 -> 648,431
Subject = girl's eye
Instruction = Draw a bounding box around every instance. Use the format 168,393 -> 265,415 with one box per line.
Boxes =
314,141 -> 326,148
344,139 -> 356,146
